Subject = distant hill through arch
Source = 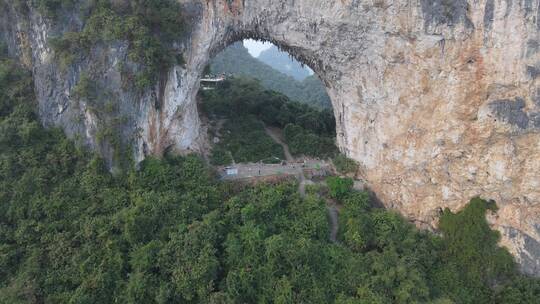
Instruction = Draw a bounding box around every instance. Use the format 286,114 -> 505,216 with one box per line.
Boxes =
210,42 -> 331,109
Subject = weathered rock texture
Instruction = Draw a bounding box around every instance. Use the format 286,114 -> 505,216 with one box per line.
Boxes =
2,0 -> 540,275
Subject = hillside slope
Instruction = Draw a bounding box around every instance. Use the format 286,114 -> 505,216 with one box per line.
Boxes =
210,43 -> 331,108
257,45 -> 312,80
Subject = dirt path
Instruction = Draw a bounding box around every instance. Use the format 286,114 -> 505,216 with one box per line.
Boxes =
264,126 -> 308,196
298,180 -> 306,197
264,126 -> 294,162
264,126 -> 339,242
298,179 -> 315,198
215,119 -> 226,137
327,205 -> 339,243
220,125 -> 339,242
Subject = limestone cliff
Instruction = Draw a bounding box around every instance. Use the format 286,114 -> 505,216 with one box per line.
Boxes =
2,0 -> 540,275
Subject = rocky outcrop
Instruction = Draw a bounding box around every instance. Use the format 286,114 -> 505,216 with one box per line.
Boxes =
2,0 -> 540,275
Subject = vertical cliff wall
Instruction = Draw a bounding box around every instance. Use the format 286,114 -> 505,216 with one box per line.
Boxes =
2,0 -> 540,275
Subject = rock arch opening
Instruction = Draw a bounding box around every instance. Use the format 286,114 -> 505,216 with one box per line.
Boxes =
170,0 -> 540,275
197,39 -> 339,170
207,39 -> 331,108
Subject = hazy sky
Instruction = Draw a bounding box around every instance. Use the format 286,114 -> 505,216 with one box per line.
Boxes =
242,39 -> 314,75
243,39 -> 273,57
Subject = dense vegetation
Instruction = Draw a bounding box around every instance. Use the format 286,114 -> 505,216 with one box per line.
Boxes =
336,189 -> 540,303
332,154 -> 359,175
43,0 -> 185,89
210,42 -> 332,108
283,123 -> 337,158
209,116 -> 284,166
1,52 -> 540,303
201,77 -> 337,160
326,176 -> 355,200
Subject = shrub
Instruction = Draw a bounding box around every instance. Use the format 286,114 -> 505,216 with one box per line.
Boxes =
210,146 -> 233,166
326,176 -> 354,200
434,197 -> 518,303
72,73 -> 97,102
333,154 -> 358,175
36,0 -> 75,18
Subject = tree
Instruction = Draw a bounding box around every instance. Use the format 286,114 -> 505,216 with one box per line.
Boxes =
333,154 -> 358,175
326,177 -> 354,200
435,198 -> 518,303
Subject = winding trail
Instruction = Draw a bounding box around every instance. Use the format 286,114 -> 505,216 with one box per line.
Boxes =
327,205 -> 339,243
264,126 -> 294,162
265,126 -> 306,192
265,125 -> 339,243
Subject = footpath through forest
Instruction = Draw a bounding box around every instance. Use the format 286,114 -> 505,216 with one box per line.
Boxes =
217,125 -> 340,243
217,127 -> 331,182
265,126 -> 340,243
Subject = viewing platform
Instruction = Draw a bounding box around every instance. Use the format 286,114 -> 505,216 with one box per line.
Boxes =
200,75 -> 226,90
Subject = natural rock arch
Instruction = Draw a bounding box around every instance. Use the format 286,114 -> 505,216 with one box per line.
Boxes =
2,0 -> 540,275
155,0 -> 540,275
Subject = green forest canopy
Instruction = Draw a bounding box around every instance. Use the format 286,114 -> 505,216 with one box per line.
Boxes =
1,51 -> 540,303
201,77 -> 337,160
209,116 -> 285,166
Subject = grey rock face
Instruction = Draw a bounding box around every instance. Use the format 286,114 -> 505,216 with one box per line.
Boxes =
503,226 -> 540,276
3,0 -> 540,276
530,112 -> 540,127
484,0 -> 496,31
527,65 -> 540,79
489,98 -> 529,129
420,0 -> 473,29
